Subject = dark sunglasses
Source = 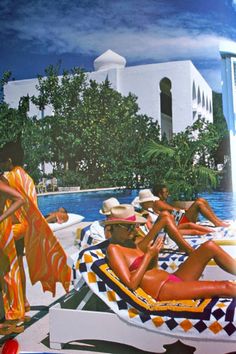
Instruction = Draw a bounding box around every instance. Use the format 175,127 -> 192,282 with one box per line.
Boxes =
118,224 -> 136,232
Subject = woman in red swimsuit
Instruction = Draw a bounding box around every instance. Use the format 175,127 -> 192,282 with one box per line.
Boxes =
106,205 -> 236,301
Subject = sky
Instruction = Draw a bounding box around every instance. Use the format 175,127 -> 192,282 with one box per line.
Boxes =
1,0 -> 236,92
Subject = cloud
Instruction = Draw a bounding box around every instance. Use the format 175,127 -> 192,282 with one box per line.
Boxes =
1,0 -> 236,61
233,0 -> 236,10
7,20 -> 233,66
1,0 -> 236,91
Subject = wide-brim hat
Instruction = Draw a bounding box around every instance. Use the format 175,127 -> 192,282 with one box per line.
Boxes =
99,197 -> 120,215
102,204 -> 147,225
136,189 -> 159,203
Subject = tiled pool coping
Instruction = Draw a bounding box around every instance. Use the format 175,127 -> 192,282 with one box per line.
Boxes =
37,186 -> 126,197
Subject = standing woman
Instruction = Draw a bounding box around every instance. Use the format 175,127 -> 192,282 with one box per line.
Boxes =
0,141 -> 71,310
0,171 -> 25,334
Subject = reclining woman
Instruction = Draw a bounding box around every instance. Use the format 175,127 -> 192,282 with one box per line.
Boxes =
45,207 -> 69,224
106,205 -> 236,301
135,189 -> 214,235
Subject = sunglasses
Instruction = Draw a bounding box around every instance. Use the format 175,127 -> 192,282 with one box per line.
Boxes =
117,224 -> 136,232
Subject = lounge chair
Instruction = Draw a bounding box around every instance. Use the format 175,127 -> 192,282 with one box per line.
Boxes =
49,240 -> 236,353
48,213 -> 84,232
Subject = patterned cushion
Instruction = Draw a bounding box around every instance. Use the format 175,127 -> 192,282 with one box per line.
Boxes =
75,241 -> 236,341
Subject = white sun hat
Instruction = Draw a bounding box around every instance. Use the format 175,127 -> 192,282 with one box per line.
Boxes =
137,189 -> 159,203
99,197 -> 120,215
103,204 -> 147,225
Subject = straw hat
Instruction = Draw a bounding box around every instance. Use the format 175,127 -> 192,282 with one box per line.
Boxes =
136,189 -> 159,204
99,197 -> 120,215
103,204 -> 147,225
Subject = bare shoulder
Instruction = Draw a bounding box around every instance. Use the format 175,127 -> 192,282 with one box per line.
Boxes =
107,243 -> 124,256
107,243 -> 120,252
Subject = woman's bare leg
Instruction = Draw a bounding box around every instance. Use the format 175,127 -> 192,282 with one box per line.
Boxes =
158,279 -> 236,300
17,255 -> 30,311
174,240 -> 236,280
139,211 -> 194,254
178,222 -> 213,234
179,229 -> 206,236
161,212 -> 194,254
185,198 -> 229,227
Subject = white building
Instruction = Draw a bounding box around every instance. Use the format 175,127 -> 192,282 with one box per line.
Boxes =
4,49 -> 213,140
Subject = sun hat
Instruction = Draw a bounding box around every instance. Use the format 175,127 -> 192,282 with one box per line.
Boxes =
103,204 -> 147,225
136,189 -> 159,204
99,197 -> 120,215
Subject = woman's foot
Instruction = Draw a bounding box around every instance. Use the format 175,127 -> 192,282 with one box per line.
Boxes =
0,321 -> 24,335
0,324 -> 12,335
24,300 -> 30,312
215,220 -> 230,227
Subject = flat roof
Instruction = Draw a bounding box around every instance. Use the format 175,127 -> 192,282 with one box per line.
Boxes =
219,41 -> 236,58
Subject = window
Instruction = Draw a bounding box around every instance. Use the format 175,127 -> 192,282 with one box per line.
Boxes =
159,77 -> 173,140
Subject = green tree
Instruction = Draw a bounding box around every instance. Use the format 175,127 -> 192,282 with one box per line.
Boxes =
144,118 -> 219,200
0,102 -> 28,148
30,67 -> 161,188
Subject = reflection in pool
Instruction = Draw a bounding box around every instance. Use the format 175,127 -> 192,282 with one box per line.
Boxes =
38,189 -> 236,222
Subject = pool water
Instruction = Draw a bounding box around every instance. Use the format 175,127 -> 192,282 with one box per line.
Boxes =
38,189 -> 236,221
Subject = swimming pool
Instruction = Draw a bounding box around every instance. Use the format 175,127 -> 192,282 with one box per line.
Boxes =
38,189 -> 236,221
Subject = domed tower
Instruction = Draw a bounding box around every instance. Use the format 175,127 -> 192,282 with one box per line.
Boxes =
93,49 -> 126,71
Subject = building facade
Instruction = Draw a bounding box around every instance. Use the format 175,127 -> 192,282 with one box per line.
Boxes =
4,49 -> 213,140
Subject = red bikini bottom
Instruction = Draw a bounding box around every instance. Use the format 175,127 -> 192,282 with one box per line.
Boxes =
178,214 -> 190,225
156,274 -> 182,301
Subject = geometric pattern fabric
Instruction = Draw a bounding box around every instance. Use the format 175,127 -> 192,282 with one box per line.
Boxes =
75,240 -> 236,342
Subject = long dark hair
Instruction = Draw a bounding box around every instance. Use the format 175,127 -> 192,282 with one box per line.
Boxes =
0,139 -> 24,166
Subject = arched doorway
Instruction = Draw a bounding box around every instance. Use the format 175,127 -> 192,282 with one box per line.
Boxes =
160,77 -> 172,140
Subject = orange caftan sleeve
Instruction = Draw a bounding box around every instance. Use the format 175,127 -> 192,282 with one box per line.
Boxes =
0,217 -> 25,320
6,166 -> 71,296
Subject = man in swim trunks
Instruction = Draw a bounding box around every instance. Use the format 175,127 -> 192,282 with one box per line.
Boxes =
153,183 -> 229,228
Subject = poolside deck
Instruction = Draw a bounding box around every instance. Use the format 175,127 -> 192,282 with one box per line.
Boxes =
0,224 -> 146,354
1,209 -> 235,353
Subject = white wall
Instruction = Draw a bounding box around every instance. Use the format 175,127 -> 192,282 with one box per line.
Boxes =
4,78 -> 55,117
4,59 -> 213,135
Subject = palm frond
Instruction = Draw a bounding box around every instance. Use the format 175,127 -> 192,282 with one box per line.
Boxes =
144,140 -> 175,160
193,165 -> 218,189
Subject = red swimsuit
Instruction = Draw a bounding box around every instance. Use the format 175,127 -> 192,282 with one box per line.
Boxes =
129,255 -> 182,300
129,255 -> 144,271
178,214 -> 190,225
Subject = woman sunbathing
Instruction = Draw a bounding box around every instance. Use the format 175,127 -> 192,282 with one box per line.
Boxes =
136,189 -> 214,236
45,207 -> 69,224
106,205 -> 236,301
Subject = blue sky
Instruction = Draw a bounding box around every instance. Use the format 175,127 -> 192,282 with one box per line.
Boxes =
1,0 -> 236,92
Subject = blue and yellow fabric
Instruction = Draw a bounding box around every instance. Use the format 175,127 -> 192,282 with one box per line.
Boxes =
75,240 -> 236,342
76,222 -> 94,250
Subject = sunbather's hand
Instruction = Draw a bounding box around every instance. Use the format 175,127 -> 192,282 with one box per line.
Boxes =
147,236 -> 164,257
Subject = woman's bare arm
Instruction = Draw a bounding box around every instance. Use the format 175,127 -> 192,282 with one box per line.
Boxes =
107,238 -> 163,290
107,245 -> 152,290
137,218 -> 167,252
0,181 -> 25,223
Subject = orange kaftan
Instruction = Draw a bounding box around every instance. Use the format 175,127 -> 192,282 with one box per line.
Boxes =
0,217 -> 25,320
7,166 -> 71,295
